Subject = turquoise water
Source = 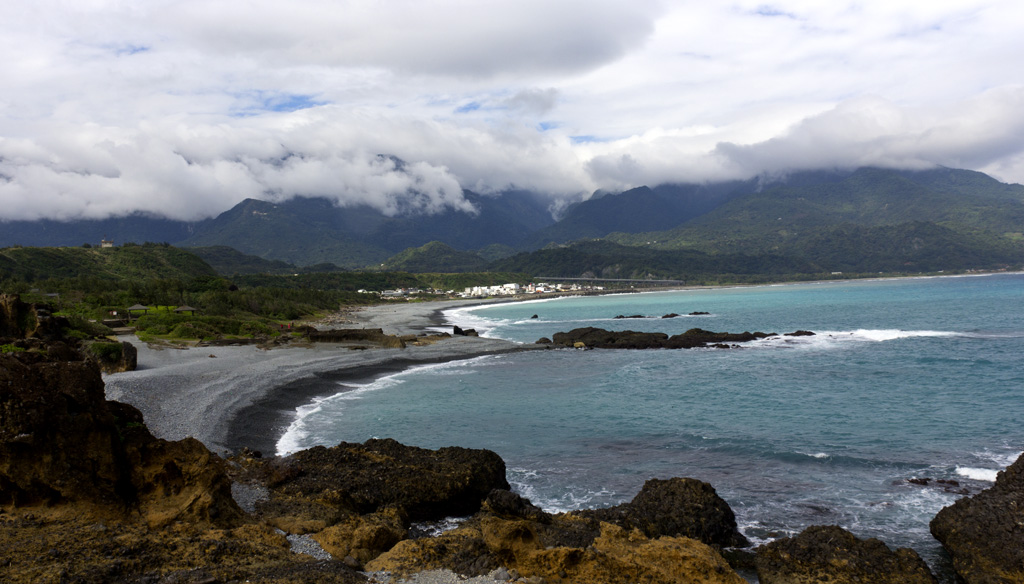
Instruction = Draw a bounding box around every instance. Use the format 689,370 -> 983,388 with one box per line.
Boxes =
278,274 -> 1024,573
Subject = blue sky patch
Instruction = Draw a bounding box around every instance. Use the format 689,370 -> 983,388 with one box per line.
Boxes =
455,101 -> 482,113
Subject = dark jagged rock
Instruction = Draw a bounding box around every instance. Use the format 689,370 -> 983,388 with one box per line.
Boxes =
268,438 -> 510,522
613,314 -> 646,319
531,314 -> 539,319
551,326 -> 781,350
369,486 -> 747,583
0,349 -> 242,527
575,477 -> 749,549
689,311 -> 711,315
534,337 -> 552,344
0,351 -> 135,507
785,330 -> 816,337
0,293 -> 68,340
755,525 -> 937,584
662,313 -> 681,318
931,452 -> 1024,583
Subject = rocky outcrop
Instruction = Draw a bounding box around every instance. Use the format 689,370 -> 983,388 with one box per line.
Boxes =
307,328 -> 406,348
0,293 -> 75,342
755,525 -> 936,584
368,496 -> 746,584
0,344 -> 365,583
930,452 -> 1024,584
263,438 -> 510,523
550,326 -> 784,349
605,477 -> 750,548
84,339 -> 138,373
0,351 -> 135,507
0,349 -> 242,527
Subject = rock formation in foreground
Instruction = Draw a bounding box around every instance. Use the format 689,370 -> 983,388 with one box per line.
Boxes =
755,525 -> 936,584
366,488 -> 748,584
931,452 -> 1024,584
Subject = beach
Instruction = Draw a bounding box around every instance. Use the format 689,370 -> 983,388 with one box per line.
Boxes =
103,298 -> 539,456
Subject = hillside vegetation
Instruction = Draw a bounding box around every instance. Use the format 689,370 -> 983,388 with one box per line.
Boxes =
0,243 -> 218,281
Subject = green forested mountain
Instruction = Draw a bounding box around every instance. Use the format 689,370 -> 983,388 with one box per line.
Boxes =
380,241 -> 489,273
0,243 -> 218,282
179,190 -> 553,268
179,198 -> 392,268
187,246 -> 311,276
525,181 -> 753,248
610,167 -> 1024,255
490,240 -> 818,281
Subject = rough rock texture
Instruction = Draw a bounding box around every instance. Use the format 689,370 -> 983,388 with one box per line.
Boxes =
575,477 -> 749,548
265,438 -> 510,522
0,349 -> 242,527
551,327 -> 783,349
366,485 -> 750,583
0,293 -> 66,340
368,519 -> 745,584
85,339 -> 138,373
0,351 -> 135,507
0,346 -> 366,583
930,452 -> 1024,584
616,477 -> 750,548
308,328 -> 406,348
312,508 -> 407,569
0,511 -> 365,584
755,525 -> 937,584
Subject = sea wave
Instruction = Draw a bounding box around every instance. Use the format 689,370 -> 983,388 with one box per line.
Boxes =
955,467 -> 1000,482
749,329 -> 964,351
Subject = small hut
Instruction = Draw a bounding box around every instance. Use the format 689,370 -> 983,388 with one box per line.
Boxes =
174,305 -> 198,316
126,304 -> 149,321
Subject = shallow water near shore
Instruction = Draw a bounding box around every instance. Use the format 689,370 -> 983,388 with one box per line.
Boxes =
279,273 -> 1024,577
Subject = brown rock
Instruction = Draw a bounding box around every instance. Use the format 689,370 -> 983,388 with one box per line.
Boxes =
0,349 -> 242,528
755,525 -> 936,584
313,508 -> 407,568
930,452 -> 1024,584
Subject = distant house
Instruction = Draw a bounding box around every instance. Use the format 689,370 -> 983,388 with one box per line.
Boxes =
174,305 -> 198,316
100,239 -> 114,248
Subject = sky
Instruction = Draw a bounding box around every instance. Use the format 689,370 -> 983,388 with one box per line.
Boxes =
2,0 -> 1024,222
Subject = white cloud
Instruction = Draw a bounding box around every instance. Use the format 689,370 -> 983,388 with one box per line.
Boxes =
2,0 -> 1024,222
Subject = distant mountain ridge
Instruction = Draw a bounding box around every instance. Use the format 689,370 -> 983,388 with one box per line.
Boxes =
1,166 -> 1022,276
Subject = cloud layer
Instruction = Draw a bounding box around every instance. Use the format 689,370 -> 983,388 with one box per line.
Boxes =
2,1 -> 1024,221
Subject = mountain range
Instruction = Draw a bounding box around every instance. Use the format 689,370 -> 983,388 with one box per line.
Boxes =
1,166 -> 1022,279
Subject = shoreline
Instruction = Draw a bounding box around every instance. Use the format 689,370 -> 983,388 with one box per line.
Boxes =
104,270 -> 1022,457
103,298 -> 545,456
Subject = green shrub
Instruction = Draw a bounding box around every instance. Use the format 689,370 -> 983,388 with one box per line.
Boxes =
65,314 -> 114,338
1,344 -> 26,354
88,342 -> 123,362
239,321 -> 276,337
169,321 -> 219,340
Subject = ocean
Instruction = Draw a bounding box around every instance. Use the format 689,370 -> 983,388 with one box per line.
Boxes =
277,273 -> 1024,577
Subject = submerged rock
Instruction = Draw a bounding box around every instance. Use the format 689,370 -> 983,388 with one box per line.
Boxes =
930,452 -> 1024,583
755,525 -> 937,584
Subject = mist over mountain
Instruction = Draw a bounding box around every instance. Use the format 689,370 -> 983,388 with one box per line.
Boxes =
2,166 -> 1022,277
